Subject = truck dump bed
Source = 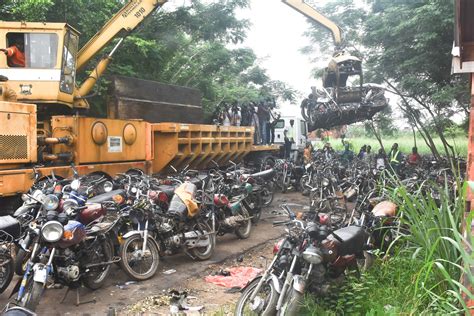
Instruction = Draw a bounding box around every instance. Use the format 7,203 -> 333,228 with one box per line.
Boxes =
150,123 -> 255,173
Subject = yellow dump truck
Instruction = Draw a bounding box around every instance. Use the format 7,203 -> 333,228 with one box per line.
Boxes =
0,0 -> 280,208
0,103 -> 277,198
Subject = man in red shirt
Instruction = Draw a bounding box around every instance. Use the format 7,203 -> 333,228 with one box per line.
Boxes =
1,39 -> 25,67
407,146 -> 421,165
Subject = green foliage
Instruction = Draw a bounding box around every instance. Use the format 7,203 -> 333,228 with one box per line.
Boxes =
0,0 -> 296,116
0,0 -> 54,21
303,257 -> 428,315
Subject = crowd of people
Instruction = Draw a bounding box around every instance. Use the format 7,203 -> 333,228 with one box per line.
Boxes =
213,98 -> 281,145
303,139 -> 423,174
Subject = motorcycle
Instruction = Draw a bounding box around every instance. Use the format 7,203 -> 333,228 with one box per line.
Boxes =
119,181 -> 215,281
235,204 -> 372,315
204,168 -> 253,239
11,191 -> 114,311
0,216 -> 21,294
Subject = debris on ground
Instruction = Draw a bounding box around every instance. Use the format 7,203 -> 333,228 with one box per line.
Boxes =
169,290 -> 204,314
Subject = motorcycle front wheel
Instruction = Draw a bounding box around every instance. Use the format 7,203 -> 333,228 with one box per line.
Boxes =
119,235 -> 160,281
235,278 -> 278,316
280,287 -> 304,316
235,206 -> 252,239
0,253 -> 13,294
261,184 -> 274,207
191,221 -> 216,261
83,239 -> 113,290
19,275 -> 43,312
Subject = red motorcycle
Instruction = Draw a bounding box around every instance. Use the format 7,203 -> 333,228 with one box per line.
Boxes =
235,204 -> 372,315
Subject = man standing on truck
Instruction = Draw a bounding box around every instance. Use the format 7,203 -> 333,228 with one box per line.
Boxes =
269,110 -> 281,144
1,37 -> 25,67
257,101 -> 270,144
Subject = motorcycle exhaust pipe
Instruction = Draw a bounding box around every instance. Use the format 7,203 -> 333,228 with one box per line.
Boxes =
184,231 -> 212,249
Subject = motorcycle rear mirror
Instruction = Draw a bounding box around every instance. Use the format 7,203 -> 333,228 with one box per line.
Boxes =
71,179 -> 81,191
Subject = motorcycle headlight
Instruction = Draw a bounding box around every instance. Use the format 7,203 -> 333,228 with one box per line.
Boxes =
302,245 -> 323,264
41,221 -> 64,243
43,194 -> 59,211
322,178 -> 329,187
32,190 -> 44,202
103,181 -> 113,193
63,199 -> 79,216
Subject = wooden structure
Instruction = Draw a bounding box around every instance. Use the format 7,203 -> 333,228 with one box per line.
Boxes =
452,0 -> 474,313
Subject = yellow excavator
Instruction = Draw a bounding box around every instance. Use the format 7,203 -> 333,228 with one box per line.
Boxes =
282,0 -> 388,131
0,0 -> 274,203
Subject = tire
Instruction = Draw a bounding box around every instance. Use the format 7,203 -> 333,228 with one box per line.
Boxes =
83,239 -> 113,290
119,235 -> 160,281
235,278 -> 278,316
235,206 -> 252,239
245,193 -> 262,224
299,175 -> 310,195
20,276 -> 43,312
14,248 -> 30,276
357,251 -> 375,272
280,287 -> 304,316
261,184 -> 274,207
191,221 -> 215,261
0,254 -> 13,294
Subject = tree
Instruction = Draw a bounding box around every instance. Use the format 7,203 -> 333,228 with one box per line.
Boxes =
302,0 -> 470,162
0,0 -> 296,117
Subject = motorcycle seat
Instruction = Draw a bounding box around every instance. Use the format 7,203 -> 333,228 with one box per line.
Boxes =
249,169 -> 274,180
0,215 -> 21,240
88,189 -> 125,203
329,226 -> 367,256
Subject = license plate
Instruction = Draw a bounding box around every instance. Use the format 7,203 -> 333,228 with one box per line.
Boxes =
33,265 -> 48,284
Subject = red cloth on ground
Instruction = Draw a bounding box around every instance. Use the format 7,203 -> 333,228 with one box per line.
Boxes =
205,267 -> 262,288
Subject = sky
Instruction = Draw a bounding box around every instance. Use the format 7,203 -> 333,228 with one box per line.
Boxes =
235,0 -> 319,116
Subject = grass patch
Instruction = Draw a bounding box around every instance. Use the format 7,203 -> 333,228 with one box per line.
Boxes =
314,135 -> 467,157
302,256 -> 429,315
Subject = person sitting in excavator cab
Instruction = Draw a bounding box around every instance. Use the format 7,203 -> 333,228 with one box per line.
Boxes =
1,36 -> 25,67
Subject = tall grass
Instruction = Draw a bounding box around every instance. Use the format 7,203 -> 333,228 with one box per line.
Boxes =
388,181 -> 473,313
302,180 -> 473,314
317,135 -> 468,157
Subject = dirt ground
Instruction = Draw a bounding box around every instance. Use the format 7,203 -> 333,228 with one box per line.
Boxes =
125,241 -> 276,315
0,191 -> 309,315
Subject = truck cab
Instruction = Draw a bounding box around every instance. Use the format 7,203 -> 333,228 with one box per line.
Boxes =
273,116 -> 307,150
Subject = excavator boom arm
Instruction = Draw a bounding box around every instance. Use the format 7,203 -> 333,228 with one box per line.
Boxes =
76,0 -> 167,72
282,0 -> 342,46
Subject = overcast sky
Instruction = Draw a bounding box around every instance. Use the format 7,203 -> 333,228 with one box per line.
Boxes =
234,0 -> 328,116
236,0 -> 316,97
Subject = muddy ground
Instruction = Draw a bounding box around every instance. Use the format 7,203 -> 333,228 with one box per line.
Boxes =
0,192 -> 309,315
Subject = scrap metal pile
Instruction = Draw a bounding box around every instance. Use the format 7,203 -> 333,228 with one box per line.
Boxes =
301,53 -> 388,131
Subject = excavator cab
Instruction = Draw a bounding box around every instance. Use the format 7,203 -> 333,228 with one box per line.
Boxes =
0,23 -> 80,109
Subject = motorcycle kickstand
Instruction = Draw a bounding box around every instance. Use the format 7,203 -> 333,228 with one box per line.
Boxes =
61,287 -> 96,306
